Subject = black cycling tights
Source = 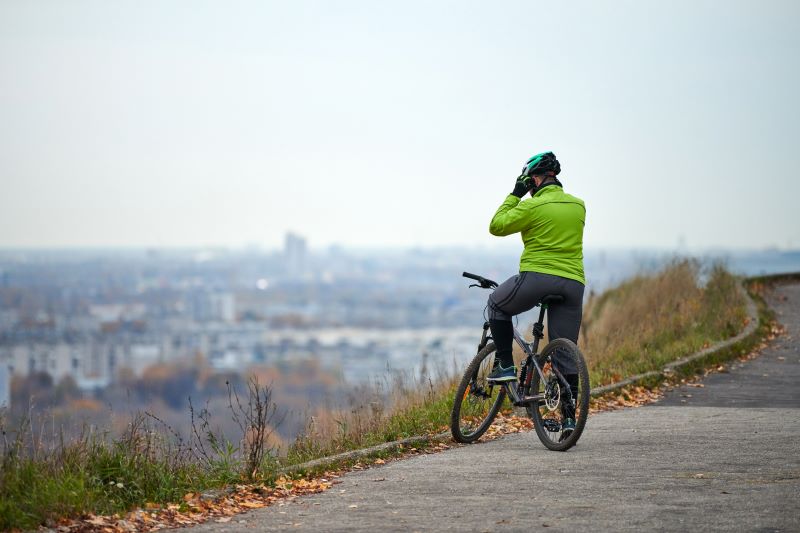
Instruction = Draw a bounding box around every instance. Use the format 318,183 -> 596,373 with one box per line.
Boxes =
487,270 -> 584,377
489,318 -> 515,368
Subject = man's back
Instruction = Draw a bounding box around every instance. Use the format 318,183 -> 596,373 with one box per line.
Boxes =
489,184 -> 585,284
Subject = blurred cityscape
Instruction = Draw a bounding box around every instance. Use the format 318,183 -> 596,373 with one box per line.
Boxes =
0,235 -> 503,398
0,236 -> 798,443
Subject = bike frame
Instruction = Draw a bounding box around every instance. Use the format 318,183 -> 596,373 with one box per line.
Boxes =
478,301 -> 571,407
462,271 -> 573,408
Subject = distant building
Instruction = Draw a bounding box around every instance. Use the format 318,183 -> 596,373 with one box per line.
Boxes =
0,309 -> 18,332
0,342 -> 113,392
284,232 -> 307,277
211,292 -> 236,323
125,344 -> 162,377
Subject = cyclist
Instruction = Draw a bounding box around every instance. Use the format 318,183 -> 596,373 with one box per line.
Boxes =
485,151 -> 585,434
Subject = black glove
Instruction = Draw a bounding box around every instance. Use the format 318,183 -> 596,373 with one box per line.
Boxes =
511,175 -> 533,198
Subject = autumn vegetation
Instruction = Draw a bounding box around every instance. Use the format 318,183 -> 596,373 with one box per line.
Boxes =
0,260 -> 751,530
580,260 -> 747,385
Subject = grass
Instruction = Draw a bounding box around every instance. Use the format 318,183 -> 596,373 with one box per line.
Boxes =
0,374 -> 458,531
0,414 -> 218,529
286,374 -> 456,465
0,260 -> 758,530
579,260 -> 747,386
0,379 -> 279,530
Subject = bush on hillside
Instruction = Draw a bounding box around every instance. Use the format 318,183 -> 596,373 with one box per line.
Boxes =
580,260 -> 746,385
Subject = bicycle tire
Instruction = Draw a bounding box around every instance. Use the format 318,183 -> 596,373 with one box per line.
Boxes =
450,342 -> 506,443
528,338 -> 589,451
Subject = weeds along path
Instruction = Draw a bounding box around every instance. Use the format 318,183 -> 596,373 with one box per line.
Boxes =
191,284 -> 800,532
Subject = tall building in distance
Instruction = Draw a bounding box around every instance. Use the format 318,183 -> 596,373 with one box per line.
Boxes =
284,232 -> 307,278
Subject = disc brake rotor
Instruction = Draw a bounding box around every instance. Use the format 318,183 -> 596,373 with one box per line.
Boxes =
544,379 -> 561,411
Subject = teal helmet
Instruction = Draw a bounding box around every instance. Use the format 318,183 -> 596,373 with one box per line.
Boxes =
522,151 -> 561,177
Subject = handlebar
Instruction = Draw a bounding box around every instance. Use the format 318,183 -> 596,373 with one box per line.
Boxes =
462,271 -> 499,289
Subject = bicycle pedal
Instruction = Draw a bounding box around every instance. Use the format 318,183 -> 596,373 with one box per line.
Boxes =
470,385 -> 491,399
542,419 -> 562,432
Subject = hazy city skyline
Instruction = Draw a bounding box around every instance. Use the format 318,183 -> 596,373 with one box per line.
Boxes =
1,1 -> 798,250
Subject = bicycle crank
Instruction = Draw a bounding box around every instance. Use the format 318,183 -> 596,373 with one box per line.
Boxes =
468,383 -> 492,399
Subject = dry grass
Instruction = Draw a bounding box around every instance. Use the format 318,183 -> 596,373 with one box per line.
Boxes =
286,369 -> 458,464
579,259 -> 746,386
0,379 -> 282,531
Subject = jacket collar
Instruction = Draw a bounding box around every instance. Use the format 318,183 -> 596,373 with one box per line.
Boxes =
532,179 -> 563,198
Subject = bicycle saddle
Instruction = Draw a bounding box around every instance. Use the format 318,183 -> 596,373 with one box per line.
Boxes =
539,294 -> 564,306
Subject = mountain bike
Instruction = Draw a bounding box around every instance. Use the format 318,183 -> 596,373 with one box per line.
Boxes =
450,272 -> 590,451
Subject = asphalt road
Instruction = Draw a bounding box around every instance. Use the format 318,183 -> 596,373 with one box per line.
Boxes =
194,283 -> 800,532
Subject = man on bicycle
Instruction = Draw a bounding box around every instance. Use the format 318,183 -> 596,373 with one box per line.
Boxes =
485,151 -> 585,433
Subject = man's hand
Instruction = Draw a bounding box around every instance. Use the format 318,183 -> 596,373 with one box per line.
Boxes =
511,175 -> 533,198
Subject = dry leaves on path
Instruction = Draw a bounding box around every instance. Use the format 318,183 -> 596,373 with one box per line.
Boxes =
483,413 -> 534,440
590,385 -> 664,413
55,476 -> 334,532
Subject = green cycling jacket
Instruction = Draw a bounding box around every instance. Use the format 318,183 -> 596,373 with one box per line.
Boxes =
489,184 -> 586,285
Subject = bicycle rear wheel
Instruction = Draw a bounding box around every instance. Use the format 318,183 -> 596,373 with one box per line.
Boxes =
450,342 -> 506,443
527,338 -> 589,451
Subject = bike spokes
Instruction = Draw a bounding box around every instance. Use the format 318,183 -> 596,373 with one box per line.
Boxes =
460,354 -> 497,428
450,344 -> 506,443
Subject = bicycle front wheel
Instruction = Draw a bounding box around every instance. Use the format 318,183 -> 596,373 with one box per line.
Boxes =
450,342 -> 506,443
528,338 -> 590,451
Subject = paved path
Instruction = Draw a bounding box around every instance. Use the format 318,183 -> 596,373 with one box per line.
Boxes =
195,284 -> 800,532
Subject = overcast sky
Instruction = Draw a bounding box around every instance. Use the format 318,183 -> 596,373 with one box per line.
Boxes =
1,0 -> 798,250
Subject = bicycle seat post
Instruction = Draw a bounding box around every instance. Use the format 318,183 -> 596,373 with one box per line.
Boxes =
530,294 -> 562,353
530,304 -> 547,354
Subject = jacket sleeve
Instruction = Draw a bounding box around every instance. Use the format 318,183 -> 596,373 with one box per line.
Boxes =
489,194 -> 534,236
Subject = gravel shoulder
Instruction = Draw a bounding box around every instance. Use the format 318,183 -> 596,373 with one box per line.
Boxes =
193,284 -> 800,533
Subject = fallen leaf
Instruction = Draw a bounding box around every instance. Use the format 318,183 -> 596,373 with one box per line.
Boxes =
240,501 -> 263,509
85,516 -> 108,526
